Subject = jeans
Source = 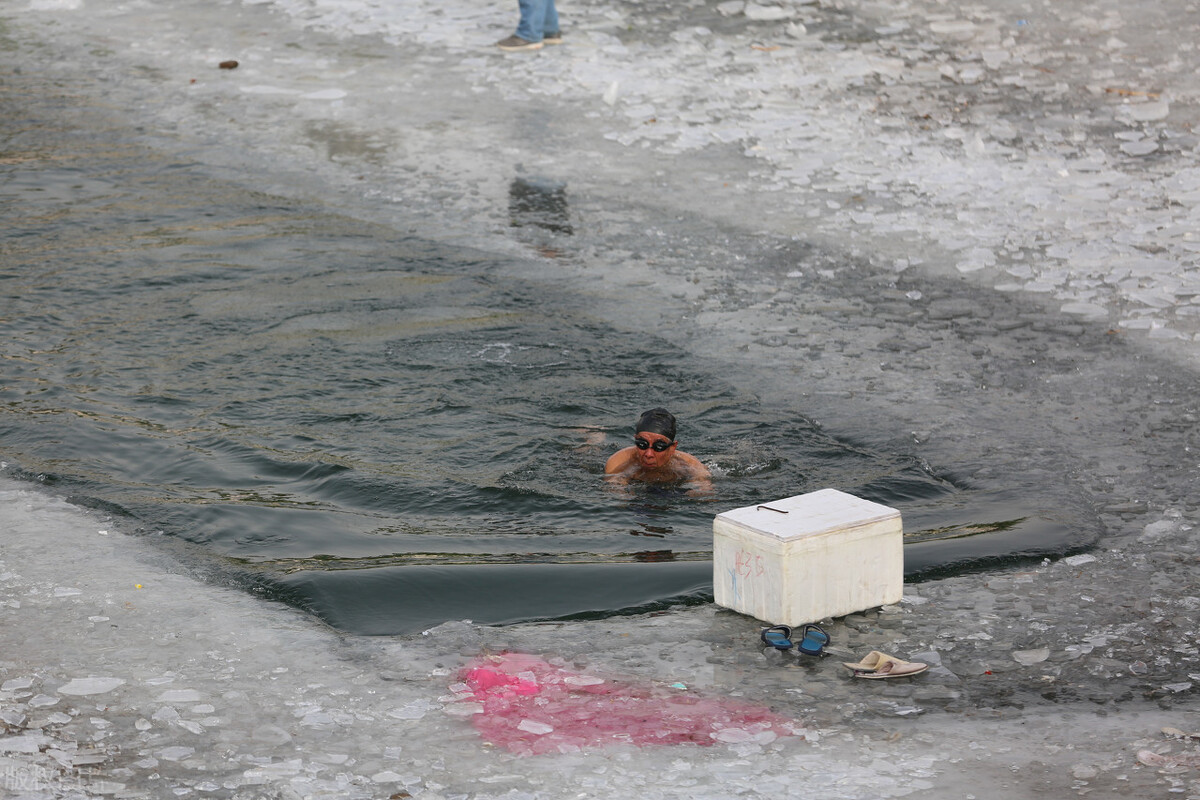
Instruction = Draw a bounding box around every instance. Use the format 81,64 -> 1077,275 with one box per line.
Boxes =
515,0 -> 559,43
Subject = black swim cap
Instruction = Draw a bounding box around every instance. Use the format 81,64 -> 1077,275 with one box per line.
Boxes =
635,408 -> 677,441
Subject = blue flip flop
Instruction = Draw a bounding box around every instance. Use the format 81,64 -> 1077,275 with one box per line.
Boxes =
760,625 -> 793,651
796,624 -> 829,655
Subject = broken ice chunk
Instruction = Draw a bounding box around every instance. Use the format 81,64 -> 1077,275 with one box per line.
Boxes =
956,247 -> 996,273
563,675 -> 604,687
71,747 -> 108,765
928,20 -> 978,40
1120,139 -> 1159,156
443,702 -> 484,717
1125,100 -> 1170,122
371,771 -> 404,783
152,706 -> 180,723
0,734 -> 48,753
745,3 -> 792,20
516,719 -> 554,735
388,700 -> 437,720
251,724 -> 292,745
58,677 -> 125,696
713,727 -> 755,743
1012,648 -> 1050,666
157,746 -> 195,762
0,708 -> 26,726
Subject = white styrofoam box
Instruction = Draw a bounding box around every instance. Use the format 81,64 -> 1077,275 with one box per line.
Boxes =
713,488 -> 903,626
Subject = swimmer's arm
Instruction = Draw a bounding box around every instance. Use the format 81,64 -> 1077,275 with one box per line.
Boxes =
677,451 -> 711,479
676,452 -> 715,496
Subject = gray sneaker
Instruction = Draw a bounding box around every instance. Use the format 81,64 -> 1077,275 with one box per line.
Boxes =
543,31 -> 563,45
496,35 -> 543,52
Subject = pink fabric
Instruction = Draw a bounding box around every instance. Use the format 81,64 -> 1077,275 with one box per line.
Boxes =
451,653 -> 800,756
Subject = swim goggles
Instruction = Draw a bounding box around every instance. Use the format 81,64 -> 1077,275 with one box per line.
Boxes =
634,437 -> 674,452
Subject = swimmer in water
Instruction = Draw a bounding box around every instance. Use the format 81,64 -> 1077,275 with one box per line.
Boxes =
604,408 -> 712,489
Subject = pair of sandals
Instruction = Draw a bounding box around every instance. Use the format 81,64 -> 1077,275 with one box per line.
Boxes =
760,624 -> 829,655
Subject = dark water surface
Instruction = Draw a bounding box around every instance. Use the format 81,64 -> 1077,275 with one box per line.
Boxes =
1,63 -> 1093,635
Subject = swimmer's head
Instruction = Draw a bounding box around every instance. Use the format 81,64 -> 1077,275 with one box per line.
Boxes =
635,408 -> 677,442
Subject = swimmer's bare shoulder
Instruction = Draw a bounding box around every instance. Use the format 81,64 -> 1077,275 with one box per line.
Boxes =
604,447 -> 638,475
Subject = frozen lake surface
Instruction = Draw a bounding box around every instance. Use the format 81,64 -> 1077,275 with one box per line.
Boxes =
3,0 -> 1200,796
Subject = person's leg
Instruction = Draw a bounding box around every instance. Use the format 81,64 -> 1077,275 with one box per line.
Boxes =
542,0 -> 559,38
515,0 -> 547,43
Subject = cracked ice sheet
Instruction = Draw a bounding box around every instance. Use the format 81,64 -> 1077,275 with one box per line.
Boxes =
0,482 -> 934,797
36,0 -> 1195,349
2,478 -> 1196,799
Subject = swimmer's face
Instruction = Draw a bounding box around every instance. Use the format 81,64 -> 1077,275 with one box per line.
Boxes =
634,432 -> 676,469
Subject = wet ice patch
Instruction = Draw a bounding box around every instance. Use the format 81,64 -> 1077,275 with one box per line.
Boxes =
302,88 -> 348,100
239,85 -> 301,96
1117,99 -> 1170,123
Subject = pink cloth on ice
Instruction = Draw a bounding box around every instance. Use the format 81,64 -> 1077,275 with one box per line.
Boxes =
452,652 -> 800,756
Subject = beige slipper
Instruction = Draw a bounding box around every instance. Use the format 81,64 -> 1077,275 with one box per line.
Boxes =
842,650 -> 929,679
